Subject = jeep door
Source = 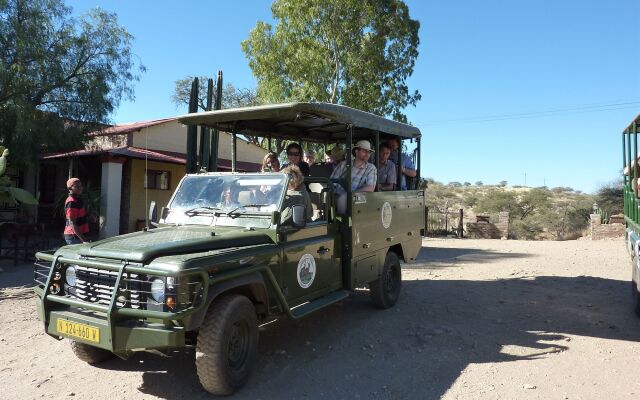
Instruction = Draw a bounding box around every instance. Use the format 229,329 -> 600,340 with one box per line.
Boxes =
280,221 -> 341,306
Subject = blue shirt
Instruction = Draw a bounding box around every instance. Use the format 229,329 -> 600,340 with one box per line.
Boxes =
389,153 -> 415,190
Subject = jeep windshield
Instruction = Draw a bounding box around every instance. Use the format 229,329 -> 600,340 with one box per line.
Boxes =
163,173 -> 286,226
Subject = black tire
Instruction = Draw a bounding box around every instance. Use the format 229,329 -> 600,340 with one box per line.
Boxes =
632,256 -> 640,318
633,282 -> 640,318
196,294 -> 258,396
370,251 -> 402,309
69,341 -> 114,364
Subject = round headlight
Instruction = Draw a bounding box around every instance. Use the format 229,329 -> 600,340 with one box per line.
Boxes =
150,278 -> 165,302
65,266 -> 77,287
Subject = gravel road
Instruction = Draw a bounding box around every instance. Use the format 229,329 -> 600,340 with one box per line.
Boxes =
1,238 -> 638,400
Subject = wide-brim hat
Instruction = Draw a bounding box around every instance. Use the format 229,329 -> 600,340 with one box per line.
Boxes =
353,140 -> 374,152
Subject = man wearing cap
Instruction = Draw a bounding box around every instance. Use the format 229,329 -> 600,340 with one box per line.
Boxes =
330,140 -> 377,213
63,178 -> 89,244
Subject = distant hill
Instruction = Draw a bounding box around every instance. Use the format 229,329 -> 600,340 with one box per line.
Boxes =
423,181 -> 595,240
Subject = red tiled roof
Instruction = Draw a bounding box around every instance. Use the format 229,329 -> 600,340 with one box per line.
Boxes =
88,118 -> 177,137
41,146 -> 261,171
111,147 -> 185,163
41,146 -> 185,164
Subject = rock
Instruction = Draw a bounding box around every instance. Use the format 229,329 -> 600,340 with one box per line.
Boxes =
523,384 -> 537,390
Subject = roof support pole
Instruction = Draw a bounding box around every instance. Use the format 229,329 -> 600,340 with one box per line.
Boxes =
628,126 -> 632,194
200,78 -> 213,171
232,133 -> 237,172
374,131 -> 380,192
396,138 -> 402,190
208,70 -> 222,172
633,121 -> 638,197
346,125 -> 353,217
624,129 -> 627,217
417,136 -> 421,186
186,78 -> 199,173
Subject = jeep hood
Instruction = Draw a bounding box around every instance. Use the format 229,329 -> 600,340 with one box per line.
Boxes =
76,227 -> 272,263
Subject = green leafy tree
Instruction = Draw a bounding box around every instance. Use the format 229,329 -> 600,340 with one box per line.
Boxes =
0,0 -> 144,165
595,180 -> 623,216
241,0 -> 421,122
518,188 -> 552,219
474,189 -> 520,216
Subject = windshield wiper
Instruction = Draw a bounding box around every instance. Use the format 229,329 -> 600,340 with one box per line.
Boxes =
224,206 -> 245,217
184,206 -> 221,216
241,204 -> 271,208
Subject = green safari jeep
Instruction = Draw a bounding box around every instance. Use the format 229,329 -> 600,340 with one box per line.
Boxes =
34,103 -> 424,395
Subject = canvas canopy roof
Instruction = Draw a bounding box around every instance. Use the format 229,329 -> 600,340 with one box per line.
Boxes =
176,102 -> 421,142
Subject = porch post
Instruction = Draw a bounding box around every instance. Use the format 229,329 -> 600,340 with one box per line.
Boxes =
99,155 -> 125,239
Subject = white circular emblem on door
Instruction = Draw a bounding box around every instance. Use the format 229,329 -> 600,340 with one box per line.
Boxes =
297,254 -> 317,289
381,202 -> 392,229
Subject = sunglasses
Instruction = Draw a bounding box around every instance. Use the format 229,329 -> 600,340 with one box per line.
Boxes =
287,152 -> 301,156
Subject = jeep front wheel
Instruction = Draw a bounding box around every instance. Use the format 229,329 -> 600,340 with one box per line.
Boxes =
196,294 -> 258,395
370,251 -> 402,309
69,341 -> 114,364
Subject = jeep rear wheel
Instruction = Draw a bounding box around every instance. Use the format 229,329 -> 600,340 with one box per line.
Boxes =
370,251 -> 402,309
632,279 -> 640,318
196,294 -> 258,396
69,341 -> 114,364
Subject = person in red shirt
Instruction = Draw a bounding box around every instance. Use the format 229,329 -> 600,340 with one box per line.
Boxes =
63,178 -> 89,244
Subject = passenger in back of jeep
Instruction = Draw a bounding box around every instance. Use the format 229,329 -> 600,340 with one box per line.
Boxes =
330,140 -> 377,214
280,165 -> 313,225
377,142 -> 397,191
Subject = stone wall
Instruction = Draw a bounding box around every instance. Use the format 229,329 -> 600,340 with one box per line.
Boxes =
590,213 -> 625,240
466,212 -> 509,239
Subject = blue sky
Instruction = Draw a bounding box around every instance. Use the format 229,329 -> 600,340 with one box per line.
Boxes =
66,0 -> 640,194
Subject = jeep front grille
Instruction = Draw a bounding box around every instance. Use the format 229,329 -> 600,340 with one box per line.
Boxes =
71,266 -> 146,309
34,259 -> 202,312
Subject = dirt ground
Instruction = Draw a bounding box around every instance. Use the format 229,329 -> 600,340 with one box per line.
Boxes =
1,238 -> 639,400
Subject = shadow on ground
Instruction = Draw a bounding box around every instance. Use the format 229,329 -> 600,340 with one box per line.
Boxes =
409,244 -> 535,269
4,247 -> 639,399
0,261 -> 34,291
107,274 -> 640,399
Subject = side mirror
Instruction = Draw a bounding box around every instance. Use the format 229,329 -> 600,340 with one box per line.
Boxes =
148,201 -> 158,228
160,207 -> 169,222
271,210 -> 281,225
292,205 -> 306,228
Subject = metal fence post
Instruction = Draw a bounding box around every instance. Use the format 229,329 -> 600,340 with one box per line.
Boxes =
424,206 -> 429,237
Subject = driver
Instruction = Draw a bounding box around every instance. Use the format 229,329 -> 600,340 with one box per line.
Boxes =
216,185 -> 241,210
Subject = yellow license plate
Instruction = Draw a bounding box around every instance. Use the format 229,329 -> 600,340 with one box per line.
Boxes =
56,319 -> 100,343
